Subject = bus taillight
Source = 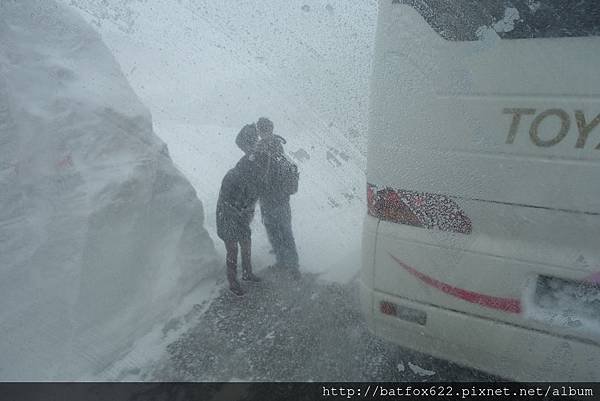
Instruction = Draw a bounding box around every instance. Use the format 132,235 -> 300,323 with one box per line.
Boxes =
367,183 -> 472,235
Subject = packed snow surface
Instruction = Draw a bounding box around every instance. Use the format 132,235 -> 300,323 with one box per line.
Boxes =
0,0 -> 218,379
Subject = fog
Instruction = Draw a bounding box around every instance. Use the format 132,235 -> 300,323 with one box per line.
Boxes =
0,0 -> 380,380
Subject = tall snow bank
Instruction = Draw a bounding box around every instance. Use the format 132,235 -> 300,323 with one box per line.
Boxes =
65,0 -> 370,281
0,0 -> 218,379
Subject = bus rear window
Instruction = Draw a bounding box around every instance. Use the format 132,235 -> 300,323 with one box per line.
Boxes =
393,0 -> 600,41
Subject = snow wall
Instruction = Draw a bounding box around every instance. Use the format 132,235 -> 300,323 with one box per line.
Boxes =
63,0 -> 374,282
0,0 -> 219,379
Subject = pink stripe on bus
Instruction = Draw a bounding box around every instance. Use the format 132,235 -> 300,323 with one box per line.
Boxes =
389,253 -> 521,314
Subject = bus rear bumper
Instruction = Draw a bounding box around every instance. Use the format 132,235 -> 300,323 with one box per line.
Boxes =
359,283 -> 600,381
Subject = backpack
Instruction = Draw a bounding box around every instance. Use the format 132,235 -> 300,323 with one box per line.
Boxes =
270,153 -> 299,195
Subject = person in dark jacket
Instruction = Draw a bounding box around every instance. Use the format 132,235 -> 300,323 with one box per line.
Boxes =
216,152 -> 267,296
235,123 -> 259,155
254,117 -> 300,277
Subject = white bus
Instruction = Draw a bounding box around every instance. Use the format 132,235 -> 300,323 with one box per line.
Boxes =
360,0 -> 600,381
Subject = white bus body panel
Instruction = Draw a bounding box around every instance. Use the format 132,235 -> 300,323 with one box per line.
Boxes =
361,1 -> 600,380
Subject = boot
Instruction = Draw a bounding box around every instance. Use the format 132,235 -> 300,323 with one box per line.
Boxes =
267,262 -> 286,270
229,281 -> 245,297
227,263 -> 245,296
288,268 -> 301,281
242,265 -> 261,282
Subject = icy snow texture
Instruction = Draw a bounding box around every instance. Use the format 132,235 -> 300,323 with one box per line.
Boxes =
492,7 -> 520,33
65,0 -> 371,282
0,0 -> 218,379
67,0 -> 377,149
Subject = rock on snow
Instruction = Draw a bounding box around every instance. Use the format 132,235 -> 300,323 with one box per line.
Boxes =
0,0 -> 218,379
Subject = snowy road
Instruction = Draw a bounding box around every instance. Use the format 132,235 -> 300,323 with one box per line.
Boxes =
149,267 -> 496,381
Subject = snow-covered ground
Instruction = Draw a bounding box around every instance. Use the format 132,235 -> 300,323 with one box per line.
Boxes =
0,0 -> 218,379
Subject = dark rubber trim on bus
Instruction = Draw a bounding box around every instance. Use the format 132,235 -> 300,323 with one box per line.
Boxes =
458,196 -> 600,217
374,285 -> 600,347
